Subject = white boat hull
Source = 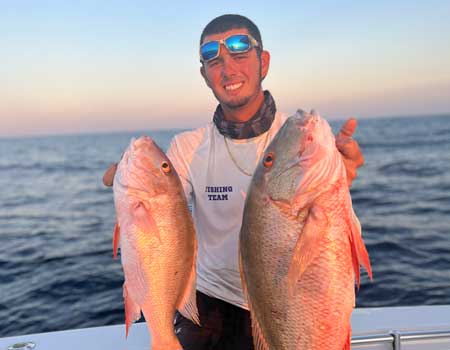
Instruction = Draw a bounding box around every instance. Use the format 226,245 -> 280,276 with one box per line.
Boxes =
1,305 -> 449,349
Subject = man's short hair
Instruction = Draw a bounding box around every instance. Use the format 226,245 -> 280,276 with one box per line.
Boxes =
200,14 -> 263,50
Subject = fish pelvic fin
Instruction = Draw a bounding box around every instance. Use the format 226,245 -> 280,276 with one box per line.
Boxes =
287,204 -> 329,297
348,205 -> 373,288
113,222 -> 120,259
123,282 -> 142,338
250,309 -> 270,350
238,248 -> 270,350
176,236 -> 200,326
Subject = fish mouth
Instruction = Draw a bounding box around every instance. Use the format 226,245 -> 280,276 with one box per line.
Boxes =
129,137 -> 162,162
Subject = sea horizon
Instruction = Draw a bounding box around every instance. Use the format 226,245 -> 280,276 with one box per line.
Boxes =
1,112 -> 449,140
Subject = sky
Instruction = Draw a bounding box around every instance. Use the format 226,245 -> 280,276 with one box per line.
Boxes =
1,0 -> 450,137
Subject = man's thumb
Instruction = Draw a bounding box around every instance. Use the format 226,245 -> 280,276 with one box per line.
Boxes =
338,118 -> 357,138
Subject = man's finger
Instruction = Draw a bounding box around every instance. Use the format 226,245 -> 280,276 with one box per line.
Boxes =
338,118 -> 357,138
337,139 -> 364,167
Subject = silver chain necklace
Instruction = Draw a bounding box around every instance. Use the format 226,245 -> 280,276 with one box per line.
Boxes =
223,131 -> 270,177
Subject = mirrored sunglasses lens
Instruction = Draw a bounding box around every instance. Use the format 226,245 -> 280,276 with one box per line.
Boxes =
225,35 -> 250,52
201,41 -> 219,61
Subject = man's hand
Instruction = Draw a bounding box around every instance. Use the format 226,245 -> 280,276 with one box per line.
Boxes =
103,163 -> 118,187
336,118 -> 364,187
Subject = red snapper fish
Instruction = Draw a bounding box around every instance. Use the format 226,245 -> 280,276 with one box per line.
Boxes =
112,136 -> 199,350
239,110 -> 372,350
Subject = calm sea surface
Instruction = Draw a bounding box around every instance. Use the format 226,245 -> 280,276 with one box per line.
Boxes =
1,115 -> 450,337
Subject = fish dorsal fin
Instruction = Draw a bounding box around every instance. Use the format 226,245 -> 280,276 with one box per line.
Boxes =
113,222 -> 120,259
239,247 -> 270,350
123,282 -> 142,338
131,201 -> 161,243
287,205 -> 329,297
176,233 -> 200,326
348,203 -> 373,288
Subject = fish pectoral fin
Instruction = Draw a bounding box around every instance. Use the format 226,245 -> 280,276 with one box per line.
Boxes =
177,237 -> 200,326
287,205 -> 328,297
131,201 -> 161,243
113,222 -> 120,259
123,282 -> 142,338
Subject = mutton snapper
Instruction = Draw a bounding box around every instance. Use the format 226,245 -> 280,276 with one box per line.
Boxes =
239,111 -> 372,350
112,136 -> 199,350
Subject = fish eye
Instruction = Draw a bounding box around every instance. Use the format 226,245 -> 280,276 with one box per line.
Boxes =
263,153 -> 275,168
161,161 -> 171,173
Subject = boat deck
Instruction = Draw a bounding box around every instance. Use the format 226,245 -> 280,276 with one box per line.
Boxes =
1,305 -> 449,350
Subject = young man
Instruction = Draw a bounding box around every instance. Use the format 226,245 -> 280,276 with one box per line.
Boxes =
103,14 -> 364,350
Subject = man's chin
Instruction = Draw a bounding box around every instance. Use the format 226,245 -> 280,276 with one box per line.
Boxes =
223,96 -> 250,110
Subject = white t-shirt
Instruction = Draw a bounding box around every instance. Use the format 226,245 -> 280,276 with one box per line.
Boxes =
166,111 -> 287,309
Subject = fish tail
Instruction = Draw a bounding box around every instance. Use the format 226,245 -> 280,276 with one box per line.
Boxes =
176,235 -> 200,326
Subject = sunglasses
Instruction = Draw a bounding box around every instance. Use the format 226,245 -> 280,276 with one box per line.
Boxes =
200,34 -> 260,62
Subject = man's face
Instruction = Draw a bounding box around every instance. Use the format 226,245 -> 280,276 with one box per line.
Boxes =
200,28 -> 270,110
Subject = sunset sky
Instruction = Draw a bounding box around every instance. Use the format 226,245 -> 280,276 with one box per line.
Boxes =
1,1 -> 450,137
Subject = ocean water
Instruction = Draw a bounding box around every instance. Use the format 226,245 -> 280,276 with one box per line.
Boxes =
1,115 -> 449,337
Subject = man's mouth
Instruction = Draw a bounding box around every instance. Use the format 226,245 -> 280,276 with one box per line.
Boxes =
224,82 -> 243,91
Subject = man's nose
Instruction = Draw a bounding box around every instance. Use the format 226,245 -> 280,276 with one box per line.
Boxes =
220,48 -> 239,76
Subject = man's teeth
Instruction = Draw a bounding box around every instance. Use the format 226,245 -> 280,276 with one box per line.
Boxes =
225,82 -> 243,91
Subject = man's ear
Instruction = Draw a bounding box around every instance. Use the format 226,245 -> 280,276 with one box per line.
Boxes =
260,50 -> 270,81
200,65 -> 211,88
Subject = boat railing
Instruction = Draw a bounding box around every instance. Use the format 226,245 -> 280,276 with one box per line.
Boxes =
351,329 -> 450,349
